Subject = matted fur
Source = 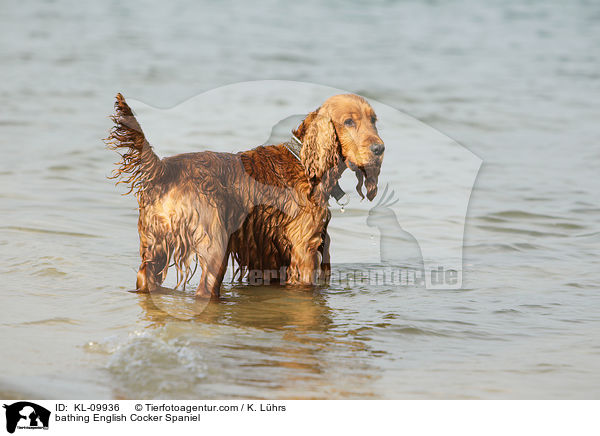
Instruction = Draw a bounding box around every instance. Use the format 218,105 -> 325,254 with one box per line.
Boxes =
105,93 -> 384,298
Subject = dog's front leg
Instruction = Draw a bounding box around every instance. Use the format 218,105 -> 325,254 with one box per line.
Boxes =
288,241 -> 320,286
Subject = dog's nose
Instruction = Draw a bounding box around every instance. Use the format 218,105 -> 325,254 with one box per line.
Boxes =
370,142 -> 385,156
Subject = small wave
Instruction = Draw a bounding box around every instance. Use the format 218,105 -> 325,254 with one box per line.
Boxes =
19,317 -> 80,326
359,323 -> 449,337
390,326 -> 449,336
419,319 -> 477,326
0,226 -> 99,238
467,241 -> 547,252
573,231 -> 600,238
570,207 -> 600,214
466,243 -> 521,252
513,242 -> 544,250
493,309 -> 521,314
47,164 -> 73,171
519,304 -> 549,309
533,363 -> 569,374
0,119 -> 31,126
477,225 -> 566,238
538,222 -> 585,230
485,210 -> 560,220
476,215 -> 509,223
255,53 -> 311,64
33,267 -> 67,277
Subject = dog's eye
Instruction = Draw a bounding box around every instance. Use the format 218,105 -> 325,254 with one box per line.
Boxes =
371,116 -> 377,124
344,118 -> 355,127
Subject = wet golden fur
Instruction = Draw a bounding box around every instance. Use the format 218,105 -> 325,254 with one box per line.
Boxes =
106,93 -> 383,298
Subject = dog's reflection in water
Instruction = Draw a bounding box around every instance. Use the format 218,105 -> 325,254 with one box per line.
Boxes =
135,284 -> 333,333
123,286 -> 382,399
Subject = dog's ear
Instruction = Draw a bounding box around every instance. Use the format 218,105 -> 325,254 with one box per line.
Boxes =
296,108 -> 339,186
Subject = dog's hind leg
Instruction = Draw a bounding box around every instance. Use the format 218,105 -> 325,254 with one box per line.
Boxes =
136,262 -> 150,292
195,233 -> 229,300
136,230 -> 169,292
136,248 -> 168,292
318,232 -> 331,284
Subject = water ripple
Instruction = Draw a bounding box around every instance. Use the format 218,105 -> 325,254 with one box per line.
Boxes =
0,226 -> 99,238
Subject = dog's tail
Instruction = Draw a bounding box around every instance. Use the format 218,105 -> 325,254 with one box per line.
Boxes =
105,93 -> 164,199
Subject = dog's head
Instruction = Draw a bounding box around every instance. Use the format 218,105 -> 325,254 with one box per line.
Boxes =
293,94 -> 384,200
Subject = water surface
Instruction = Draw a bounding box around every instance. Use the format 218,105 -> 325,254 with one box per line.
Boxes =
0,0 -> 599,399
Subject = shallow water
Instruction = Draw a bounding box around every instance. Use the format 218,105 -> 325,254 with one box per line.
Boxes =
1,0 -> 599,399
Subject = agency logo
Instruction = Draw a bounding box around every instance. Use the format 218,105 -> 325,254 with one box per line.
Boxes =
118,80 -> 481,318
2,402 -> 50,434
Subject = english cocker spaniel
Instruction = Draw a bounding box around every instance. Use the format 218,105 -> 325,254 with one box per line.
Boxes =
106,93 -> 384,298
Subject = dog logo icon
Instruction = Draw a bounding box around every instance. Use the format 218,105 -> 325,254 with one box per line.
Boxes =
2,402 -> 50,434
